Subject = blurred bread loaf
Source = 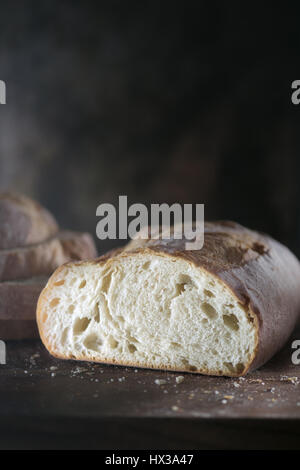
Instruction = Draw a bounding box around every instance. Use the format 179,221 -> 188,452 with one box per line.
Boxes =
0,192 -> 58,250
0,231 -> 97,282
37,221 -> 300,376
0,191 -> 97,339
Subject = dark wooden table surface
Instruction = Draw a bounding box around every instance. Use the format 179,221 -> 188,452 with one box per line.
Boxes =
1,323 -> 300,449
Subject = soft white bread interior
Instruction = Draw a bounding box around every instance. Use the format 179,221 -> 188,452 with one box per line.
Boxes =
37,252 -> 257,376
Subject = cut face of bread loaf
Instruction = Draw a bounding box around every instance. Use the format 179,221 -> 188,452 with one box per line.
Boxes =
37,222 -> 300,377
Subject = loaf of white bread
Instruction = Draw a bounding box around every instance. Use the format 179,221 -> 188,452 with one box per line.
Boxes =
0,191 -> 97,339
37,222 -> 300,376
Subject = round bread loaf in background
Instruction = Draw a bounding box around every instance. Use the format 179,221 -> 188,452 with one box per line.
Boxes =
0,191 -> 59,249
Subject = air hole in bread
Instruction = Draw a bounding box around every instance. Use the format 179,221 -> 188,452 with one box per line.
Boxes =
128,343 -> 137,353
178,274 -> 193,286
175,283 -> 186,296
127,332 -> 139,344
101,271 -> 112,294
54,280 -> 65,286
117,315 -> 125,323
175,274 -> 194,296
171,342 -> 180,349
50,298 -> 60,308
201,302 -> 217,320
223,313 -> 239,331
61,327 -> 69,345
93,303 -> 100,323
84,334 -> 102,351
204,289 -> 215,298
68,304 -> 75,314
73,317 -> 90,335
142,261 -> 150,270
188,365 -> 197,371
108,335 -> 118,349
79,280 -> 86,289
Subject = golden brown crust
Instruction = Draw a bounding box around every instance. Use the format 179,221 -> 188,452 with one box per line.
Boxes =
0,191 -> 59,250
37,221 -> 300,376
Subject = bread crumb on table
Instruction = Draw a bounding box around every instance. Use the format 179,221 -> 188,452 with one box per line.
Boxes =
175,376 -> 184,384
154,379 -> 167,385
280,376 -> 299,385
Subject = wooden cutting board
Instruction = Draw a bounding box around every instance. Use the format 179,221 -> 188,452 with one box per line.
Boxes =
0,322 -> 300,449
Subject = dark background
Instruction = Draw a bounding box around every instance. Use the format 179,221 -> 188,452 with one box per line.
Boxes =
0,1 -> 299,255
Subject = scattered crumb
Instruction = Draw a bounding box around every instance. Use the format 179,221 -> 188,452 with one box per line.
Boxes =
163,390 -> 168,394
50,366 -> 58,371
175,376 -> 184,384
248,396 -> 253,401
29,353 -> 40,366
172,406 -> 179,411
93,394 -> 99,398
271,398 -> 277,403
221,399 -> 227,404
233,382 -> 240,388
155,379 -> 167,385
24,370 -> 28,374
280,376 -> 299,385
72,367 -> 88,375
224,395 -> 234,400
215,390 -> 219,395
51,372 -> 56,378
249,379 -> 264,384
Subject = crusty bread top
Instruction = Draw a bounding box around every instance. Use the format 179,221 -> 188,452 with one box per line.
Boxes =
0,191 -> 58,249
